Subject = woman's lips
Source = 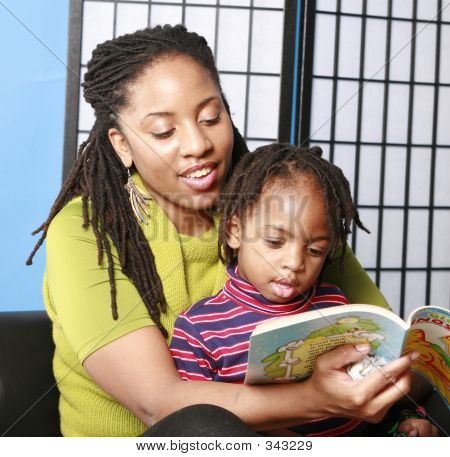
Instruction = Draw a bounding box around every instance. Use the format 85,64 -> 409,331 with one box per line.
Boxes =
179,166 -> 218,191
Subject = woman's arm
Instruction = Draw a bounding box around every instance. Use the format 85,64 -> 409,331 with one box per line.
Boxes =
83,327 -> 413,431
323,244 -> 390,309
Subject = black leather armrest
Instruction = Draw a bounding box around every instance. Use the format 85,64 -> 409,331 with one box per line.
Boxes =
0,311 -> 60,436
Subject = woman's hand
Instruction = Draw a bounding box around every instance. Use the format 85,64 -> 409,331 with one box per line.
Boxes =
307,343 -> 414,423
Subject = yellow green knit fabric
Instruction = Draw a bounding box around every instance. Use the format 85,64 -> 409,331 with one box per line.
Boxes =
43,174 -> 389,437
43,180 -> 227,437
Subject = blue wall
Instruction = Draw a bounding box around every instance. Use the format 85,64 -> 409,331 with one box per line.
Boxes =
0,1 -> 69,311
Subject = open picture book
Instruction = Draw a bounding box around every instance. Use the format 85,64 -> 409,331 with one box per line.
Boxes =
244,304 -> 449,407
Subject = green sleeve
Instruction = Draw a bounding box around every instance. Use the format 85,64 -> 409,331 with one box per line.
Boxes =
45,197 -> 155,363
322,244 -> 391,310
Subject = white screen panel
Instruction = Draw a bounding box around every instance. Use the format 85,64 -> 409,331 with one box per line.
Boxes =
406,210 -> 429,268
443,3 -> 450,21
251,10 -> 284,74
435,148 -> 450,206
392,0 -> 413,19
414,24 -> 437,83
116,3 -> 149,37
354,209 -> 379,269
306,1 -> 450,311
412,86 -> 435,145
220,0 -> 251,6
380,272 -> 402,315
361,82 -> 384,142
341,0 -> 362,14
432,210 -> 450,268
440,25 -> 450,83
335,80 -> 359,141
386,83 -> 409,143
404,272 -> 427,315
77,132 -> 89,152
338,16 -> 362,78
313,13 -> 336,76
364,19 -> 388,79
417,0 -> 438,21
254,0 -> 284,8
81,2 -> 114,65
380,209 -> 404,268
184,7 -> 217,52
367,0 -> 388,16
246,140 -> 272,151
437,87 -> 450,144
333,144 -> 355,195
247,76 -> 280,139
149,5 -> 183,27
217,8 -> 250,72
316,0 -> 337,12
310,78 -> 333,140
409,148 -> 431,206
357,146 -> 381,205
390,20 -> 412,81
430,272 -> 450,307
78,67 -> 95,132
383,147 -> 406,206
220,74 -> 247,134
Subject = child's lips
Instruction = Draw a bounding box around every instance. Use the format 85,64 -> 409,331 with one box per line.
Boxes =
270,280 -> 299,299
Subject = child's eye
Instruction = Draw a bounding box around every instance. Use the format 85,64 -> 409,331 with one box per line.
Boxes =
200,113 -> 221,125
306,247 -> 325,257
264,239 -> 284,248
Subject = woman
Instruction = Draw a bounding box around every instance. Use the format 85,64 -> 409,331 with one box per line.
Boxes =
28,25 -> 413,437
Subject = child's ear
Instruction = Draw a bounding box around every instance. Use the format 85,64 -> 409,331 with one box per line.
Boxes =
226,215 -> 242,250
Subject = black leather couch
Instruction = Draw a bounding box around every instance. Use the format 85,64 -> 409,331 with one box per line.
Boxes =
0,311 -> 60,436
0,311 -> 448,437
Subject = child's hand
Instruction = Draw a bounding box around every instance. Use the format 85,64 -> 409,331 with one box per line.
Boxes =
397,418 -> 439,437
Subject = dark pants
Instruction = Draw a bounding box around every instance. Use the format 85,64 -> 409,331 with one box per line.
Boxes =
141,404 -> 260,437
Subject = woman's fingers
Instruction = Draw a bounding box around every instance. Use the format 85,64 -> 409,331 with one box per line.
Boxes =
361,354 -> 412,395
315,343 -> 371,372
360,371 -> 412,422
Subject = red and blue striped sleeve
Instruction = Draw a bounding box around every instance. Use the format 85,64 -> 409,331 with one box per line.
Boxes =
170,313 -> 217,381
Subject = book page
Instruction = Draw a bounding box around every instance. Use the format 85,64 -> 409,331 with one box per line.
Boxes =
403,306 -> 450,405
245,307 -> 407,384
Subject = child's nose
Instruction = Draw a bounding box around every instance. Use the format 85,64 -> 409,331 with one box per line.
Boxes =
281,251 -> 305,272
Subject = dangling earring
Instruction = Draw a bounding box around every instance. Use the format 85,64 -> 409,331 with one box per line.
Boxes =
125,169 -> 152,224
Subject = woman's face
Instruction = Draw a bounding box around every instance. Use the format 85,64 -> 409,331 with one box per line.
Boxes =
109,54 -> 234,216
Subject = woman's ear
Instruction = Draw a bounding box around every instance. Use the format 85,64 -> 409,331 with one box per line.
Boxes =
108,127 -> 133,168
226,215 -> 242,250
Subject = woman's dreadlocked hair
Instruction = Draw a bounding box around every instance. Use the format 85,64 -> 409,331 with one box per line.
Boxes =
26,25 -> 248,338
217,143 -> 369,269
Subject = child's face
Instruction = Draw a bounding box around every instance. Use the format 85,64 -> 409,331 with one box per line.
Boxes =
226,180 -> 331,303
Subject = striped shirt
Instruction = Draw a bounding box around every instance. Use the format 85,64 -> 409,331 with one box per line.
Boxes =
170,264 -> 366,436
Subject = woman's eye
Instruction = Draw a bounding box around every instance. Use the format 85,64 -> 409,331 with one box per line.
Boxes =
200,113 -> 221,125
151,129 -> 175,139
264,239 -> 284,248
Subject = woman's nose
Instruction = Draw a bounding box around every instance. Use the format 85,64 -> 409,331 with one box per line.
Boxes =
179,124 -> 212,157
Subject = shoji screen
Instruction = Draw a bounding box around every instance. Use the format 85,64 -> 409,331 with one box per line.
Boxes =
63,0 -> 285,175
297,0 -> 450,316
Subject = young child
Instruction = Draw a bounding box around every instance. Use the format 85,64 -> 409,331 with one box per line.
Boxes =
170,144 -> 437,436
